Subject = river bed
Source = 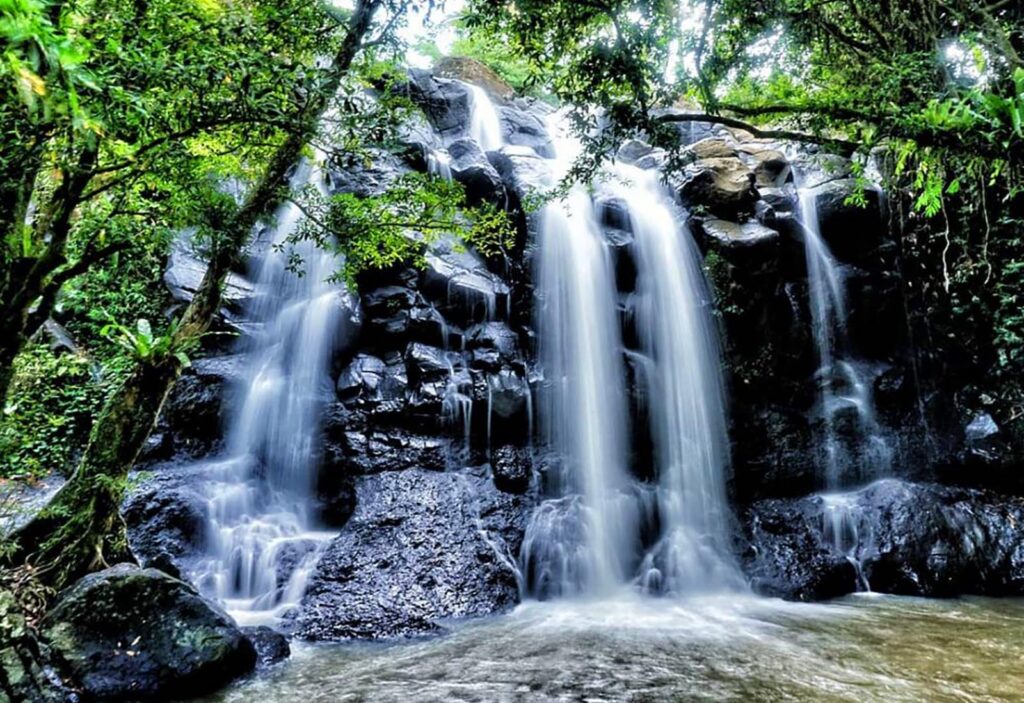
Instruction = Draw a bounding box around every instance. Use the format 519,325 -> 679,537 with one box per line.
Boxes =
197,593 -> 1024,702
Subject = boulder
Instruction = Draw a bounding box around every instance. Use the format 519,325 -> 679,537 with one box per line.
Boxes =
498,106 -> 554,157
406,69 -> 472,141
489,146 -> 553,204
434,56 -> 515,101
741,496 -> 859,600
677,157 -> 758,218
742,480 -> 1024,600
700,219 -> 780,260
447,137 -> 507,206
296,468 -> 532,640
40,565 -> 256,701
737,143 -> 791,187
123,474 -> 207,574
240,626 -> 290,668
685,137 -> 738,161
805,178 -> 885,264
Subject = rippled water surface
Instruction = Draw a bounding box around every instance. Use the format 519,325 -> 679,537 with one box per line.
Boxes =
200,594 -> 1024,702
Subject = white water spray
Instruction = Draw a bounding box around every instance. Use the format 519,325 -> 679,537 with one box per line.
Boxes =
192,156 -> 354,623
607,165 -> 742,594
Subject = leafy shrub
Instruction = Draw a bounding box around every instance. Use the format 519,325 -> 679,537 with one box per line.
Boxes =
0,346 -> 109,481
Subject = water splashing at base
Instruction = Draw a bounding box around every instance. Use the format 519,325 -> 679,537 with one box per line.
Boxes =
192,155 -> 355,624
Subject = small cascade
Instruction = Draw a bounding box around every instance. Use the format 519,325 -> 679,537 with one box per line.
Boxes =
192,156 -> 353,623
797,183 -> 891,586
820,492 -> 872,591
465,84 -> 504,152
608,165 -> 742,594
797,186 -> 891,490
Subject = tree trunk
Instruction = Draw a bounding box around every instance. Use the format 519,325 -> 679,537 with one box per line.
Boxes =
9,361 -> 179,590
6,0 -> 384,593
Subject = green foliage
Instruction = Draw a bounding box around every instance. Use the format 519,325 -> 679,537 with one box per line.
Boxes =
290,171 -> 515,287
0,346 -> 108,480
447,31 -> 541,97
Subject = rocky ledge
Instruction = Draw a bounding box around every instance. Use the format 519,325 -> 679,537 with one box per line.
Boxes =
743,479 -> 1024,601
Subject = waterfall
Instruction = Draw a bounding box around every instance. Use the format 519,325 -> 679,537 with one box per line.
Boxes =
522,117 -> 638,598
466,84 -> 504,152
607,165 -> 742,594
192,156 -> 353,623
796,186 -> 891,490
797,181 -> 891,589
522,115 -> 739,598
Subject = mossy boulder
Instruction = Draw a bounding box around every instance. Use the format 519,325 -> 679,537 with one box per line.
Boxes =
40,564 -> 255,701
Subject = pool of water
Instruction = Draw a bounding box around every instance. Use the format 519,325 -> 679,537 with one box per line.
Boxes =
198,593 -> 1024,702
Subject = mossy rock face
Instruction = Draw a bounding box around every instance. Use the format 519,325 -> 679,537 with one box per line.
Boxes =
0,588 -> 78,703
40,564 -> 255,701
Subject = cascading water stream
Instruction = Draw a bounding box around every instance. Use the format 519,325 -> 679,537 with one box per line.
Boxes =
607,165 -> 742,594
796,181 -> 891,588
522,114 -> 740,598
466,83 -> 504,152
192,155 -> 354,623
522,115 -> 638,598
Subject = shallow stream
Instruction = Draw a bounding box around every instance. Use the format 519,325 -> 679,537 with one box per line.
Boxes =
198,594 -> 1024,702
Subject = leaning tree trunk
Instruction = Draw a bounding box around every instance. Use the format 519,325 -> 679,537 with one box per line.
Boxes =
9,361 -> 179,590
7,0 -> 384,593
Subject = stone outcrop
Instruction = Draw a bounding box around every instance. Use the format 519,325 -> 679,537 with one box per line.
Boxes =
742,480 -> 1024,600
296,468 -> 533,640
40,565 -> 256,701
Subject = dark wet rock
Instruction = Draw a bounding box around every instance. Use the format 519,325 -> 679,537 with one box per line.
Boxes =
484,369 -> 531,423
447,137 -> 507,206
332,429 -> 447,475
741,497 -> 858,601
677,157 -> 758,218
396,110 -> 442,169
613,138 -> 666,169
327,149 -> 409,198
315,466 -> 357,528
421,239 -> 511,326
160,355 -> 244,454
805,179 -> 884,264
241,626 -> 290,668
731,406 -> 818,503
490,146 -> 552,203
434,56 -> 515,101
742,480 -> 1024,600
124,477 -> 207,572
297,469 -> 533,640
164,237 -> 254,319
405,342 -> 452,383
492,445 -> 533,494
406,69 -> 472,141
41,564 -> 256,701
337,354 -> 388,401
465,322 -> 521,372
0,588 -> 79,703
498,106 -> 554,157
